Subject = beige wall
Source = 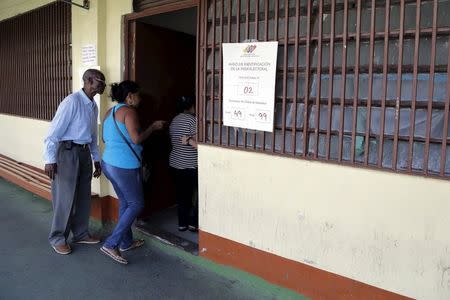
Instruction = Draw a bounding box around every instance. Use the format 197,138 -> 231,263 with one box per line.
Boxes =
0,0 -> 53,20
198,145 -> 450,299
102,0 -> 133,196
0,0 -> 132,195
0,115 -> 49,168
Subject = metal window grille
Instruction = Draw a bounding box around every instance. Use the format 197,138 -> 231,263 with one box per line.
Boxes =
199,0 -> 450,179
0,2 -> 72,121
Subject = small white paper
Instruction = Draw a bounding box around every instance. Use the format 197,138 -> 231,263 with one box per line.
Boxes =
81,44 -> 96,66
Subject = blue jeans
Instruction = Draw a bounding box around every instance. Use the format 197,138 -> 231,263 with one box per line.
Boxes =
101,161 -> 144,249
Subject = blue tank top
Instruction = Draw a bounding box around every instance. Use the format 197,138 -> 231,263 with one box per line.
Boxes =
102,104 -> 143,169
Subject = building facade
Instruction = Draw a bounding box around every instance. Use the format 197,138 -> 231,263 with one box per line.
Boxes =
0,0 -> 449,299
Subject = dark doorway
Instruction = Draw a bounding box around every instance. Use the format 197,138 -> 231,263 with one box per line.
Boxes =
126,6 -> 199,251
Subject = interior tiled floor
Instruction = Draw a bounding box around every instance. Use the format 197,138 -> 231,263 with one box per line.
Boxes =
136,206 -> 198,251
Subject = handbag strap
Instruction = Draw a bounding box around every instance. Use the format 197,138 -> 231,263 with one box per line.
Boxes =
112,106 -> 141,163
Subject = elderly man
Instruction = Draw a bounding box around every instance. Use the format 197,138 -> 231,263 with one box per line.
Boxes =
44,69 -> 105,255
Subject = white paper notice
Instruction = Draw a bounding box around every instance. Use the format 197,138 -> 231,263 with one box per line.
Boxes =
81,44 -> 96,66
222,42 -> 278,132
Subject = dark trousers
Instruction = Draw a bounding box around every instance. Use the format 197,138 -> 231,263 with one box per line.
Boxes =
171,168 -> 198,228
49,142 -> 92,246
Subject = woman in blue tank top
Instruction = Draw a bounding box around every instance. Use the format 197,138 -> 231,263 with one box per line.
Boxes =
100,80 -> 165,264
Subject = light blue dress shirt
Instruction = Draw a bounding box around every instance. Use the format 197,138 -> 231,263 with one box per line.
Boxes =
44,89 -> 100,164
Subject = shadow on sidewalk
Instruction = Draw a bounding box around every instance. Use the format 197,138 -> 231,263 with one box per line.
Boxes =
0,178 -> 307,300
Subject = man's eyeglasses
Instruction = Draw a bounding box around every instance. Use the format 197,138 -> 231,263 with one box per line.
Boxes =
94,78 -> 106,85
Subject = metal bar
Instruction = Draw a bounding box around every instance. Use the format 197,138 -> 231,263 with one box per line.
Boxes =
56,5 -> 65,111
326,0 -> 335,159
0,26 -> 3,113
47,7 -> 52,119
52,6 -> 58,117
271,0 -> 279,152
243,0 -> 249,148
66,3 -> 72,95
392,0 -> 405,170
5,19 -> 11,115
56,4 -> 62,113
423,0 -> 438,174
226,0 -> 232,146
378,0 -> 391,167
17,17 -> 21,117
313,0 -> 323,158
196,1 -> 202,144
50,6 -> 56,120
12,18 -> 17,117
440,32 -> 450,175
57,2 -> 63,112
27,12 -> 32,119
408,0 -> 421,171
22,17 -> 27,116
264,0 -> 269,42
274,0 -> 279,39
210,0 -> 216,144
18,16 -> 23,117
41,9 -> 46,119
47,5 -> 52,119
252,0 -> 259,150
266,26 -> 450,47
26,13 -> 30,115
350,0 -> 361,162
36,9 -> 41,119
19,17 -> 23,117
338,0 -> 348,161
236,0 -> 241,147
245,0 -> 250,40
10,18 -> 14,116
302,0 -> 311,157
202,0 -> 208,143
291,0 -> 300,155
59,0 -> 89,10
43,9 -> 48,119
237,0 -> 241,42
364,0 -> 376,165
48,5 -> 53,118
254,0 -> 259,40
262,0 -> 268,150
218,0 -> 224,146
281,0 -> 289,153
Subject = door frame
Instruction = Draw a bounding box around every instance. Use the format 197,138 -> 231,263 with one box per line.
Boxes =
123,0 -> 201,117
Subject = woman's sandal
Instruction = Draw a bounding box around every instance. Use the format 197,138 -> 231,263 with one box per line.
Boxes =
119,239 -> 145,252
100,246 -> 128,264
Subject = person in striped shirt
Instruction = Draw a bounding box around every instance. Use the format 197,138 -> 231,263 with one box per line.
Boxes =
169,96 -> 198,232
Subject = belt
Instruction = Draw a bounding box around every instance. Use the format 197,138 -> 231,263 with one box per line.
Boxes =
72,142 -> 89,149
62,141 -> 89,149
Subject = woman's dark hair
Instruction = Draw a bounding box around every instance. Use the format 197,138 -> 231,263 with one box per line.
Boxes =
110,80 -> 140,103
176,96 -> 195,113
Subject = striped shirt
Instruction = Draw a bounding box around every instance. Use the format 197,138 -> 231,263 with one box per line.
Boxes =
169,113 -> 197,169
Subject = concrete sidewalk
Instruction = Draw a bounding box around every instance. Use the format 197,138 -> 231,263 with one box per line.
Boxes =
0,178 -> 307,300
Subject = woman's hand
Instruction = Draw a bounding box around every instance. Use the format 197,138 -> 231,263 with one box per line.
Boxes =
180,135 -> 190,145
180,135 -> 198,149
150,120 -> 166,131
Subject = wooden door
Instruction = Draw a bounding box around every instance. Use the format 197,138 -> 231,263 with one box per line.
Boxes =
133,21 -> 196,216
